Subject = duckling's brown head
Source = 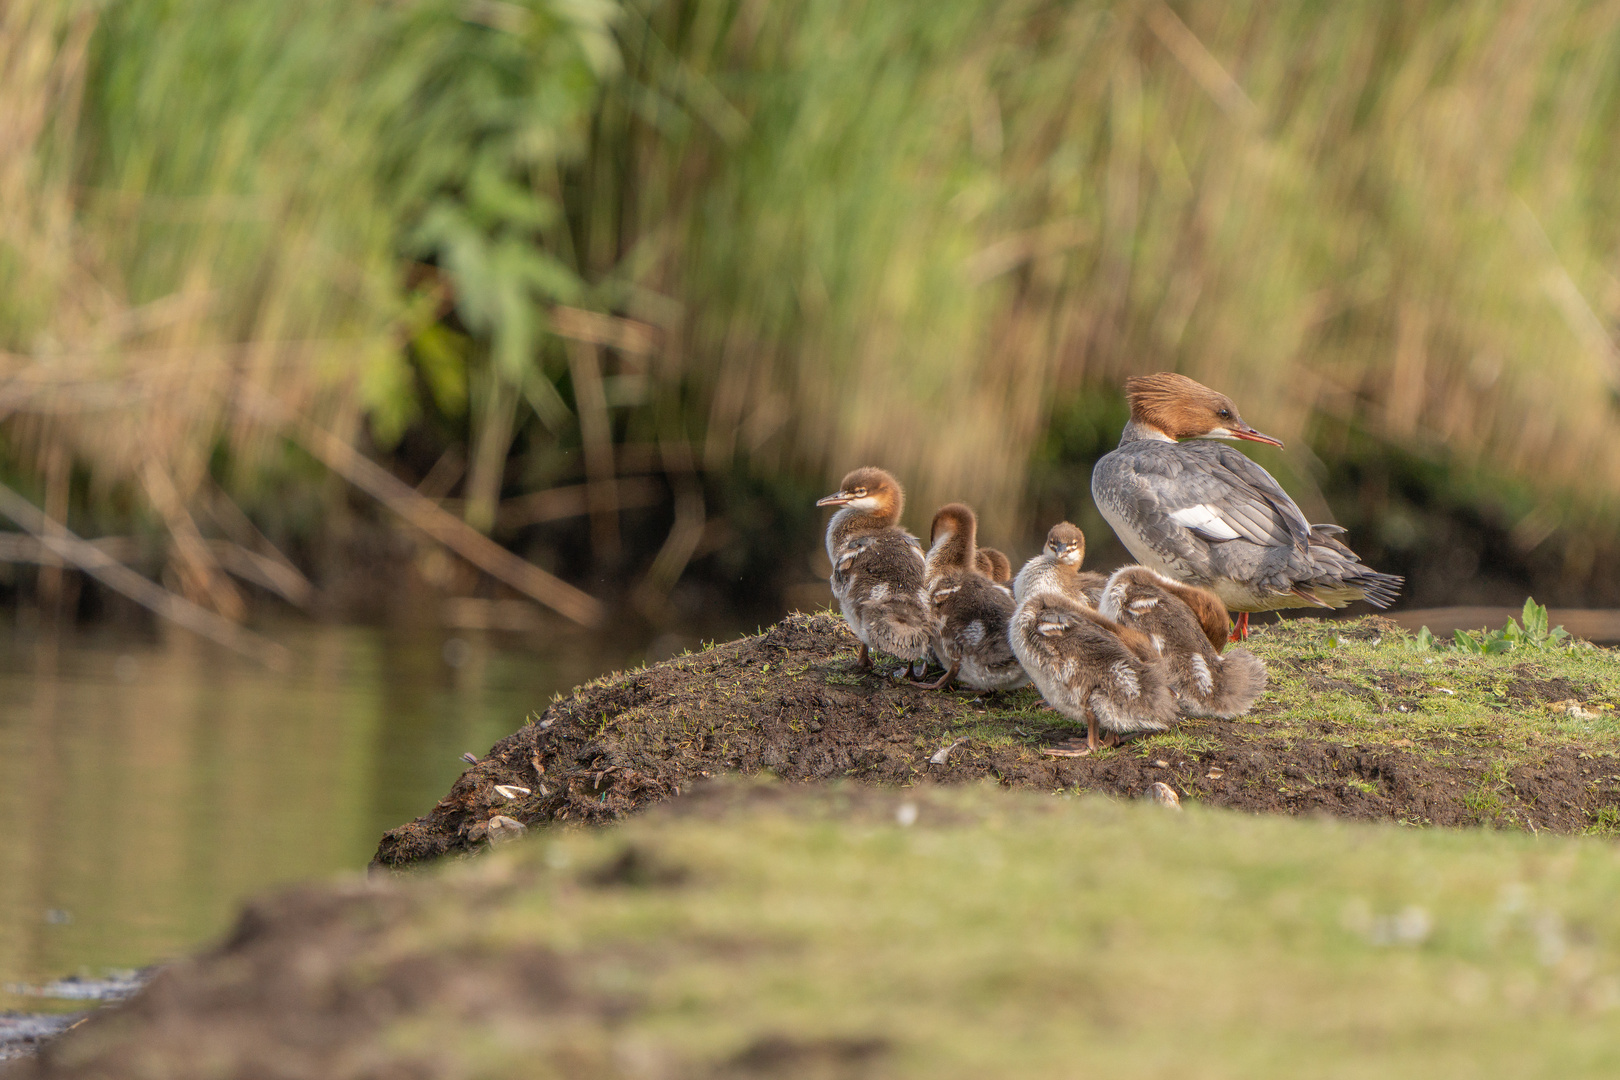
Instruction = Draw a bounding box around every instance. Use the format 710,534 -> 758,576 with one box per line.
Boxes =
1170,582 -> 1232,654
927,503 -> 979,567
1044,522 -> 1086,567
1125,373 -> 1283,447
816,467 -> 904,524
975,546 -> 1013,583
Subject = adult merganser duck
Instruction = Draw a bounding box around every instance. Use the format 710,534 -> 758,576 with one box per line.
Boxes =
918,504 -> 1028,691
1009,582 -> 1176,754
817,467 -> 933,671
975,546 -> 1014,586
1098,566 -> 1267,718
1091,373 -> 1402,640
1011,522 -> 1109,610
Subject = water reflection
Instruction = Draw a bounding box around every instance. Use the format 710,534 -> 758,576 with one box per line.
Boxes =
0,618 -> 647,1008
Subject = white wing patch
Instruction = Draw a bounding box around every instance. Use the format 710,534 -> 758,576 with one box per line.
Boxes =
1189,653 -> 1214,697
867,582 -> 890,604
1169,504 -> 1241,541
960,620 -> 985,647
1109,660 -> 1140,698
1099,580 -> 1128,620
1129,596 -> 1159,614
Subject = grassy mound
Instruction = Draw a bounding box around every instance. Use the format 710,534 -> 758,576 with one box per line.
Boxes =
374,612 -> 1620,867
23,782 -> 1620,1078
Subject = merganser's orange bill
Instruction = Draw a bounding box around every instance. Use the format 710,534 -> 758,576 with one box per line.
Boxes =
816,491 -> 852,507
1231,424 -> 1284,448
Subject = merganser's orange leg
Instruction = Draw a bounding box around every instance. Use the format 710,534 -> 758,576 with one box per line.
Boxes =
912,659 -> 960,691
1228,611 -> 1250,643
855,643 -> 872,672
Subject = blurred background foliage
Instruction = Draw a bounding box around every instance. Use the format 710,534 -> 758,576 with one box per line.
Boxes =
3,0 -> 1620,630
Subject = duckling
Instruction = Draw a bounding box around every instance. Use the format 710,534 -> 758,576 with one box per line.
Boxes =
817,467 -> 933,672
918,503 -> 1028,692
1012,522 -> 1109,610
975,546 -> 1014,586
1009,584 -> 1177,753
1098,566 -> 1267,718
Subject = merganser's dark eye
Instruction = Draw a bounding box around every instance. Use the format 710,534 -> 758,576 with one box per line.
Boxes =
1218,409 -> 1231,419
853,488 -> 867,497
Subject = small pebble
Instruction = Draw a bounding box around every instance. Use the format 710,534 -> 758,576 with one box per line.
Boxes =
494,784 -> 531,800
487,815 -> 527,844
1206,767 -> 1224,780
1145,782 -> 1181,809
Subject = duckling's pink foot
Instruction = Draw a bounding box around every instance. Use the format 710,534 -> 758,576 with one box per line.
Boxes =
1228,611 -> 1250,643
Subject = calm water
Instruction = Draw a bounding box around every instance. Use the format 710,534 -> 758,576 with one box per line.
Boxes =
0,617 -> 661,1011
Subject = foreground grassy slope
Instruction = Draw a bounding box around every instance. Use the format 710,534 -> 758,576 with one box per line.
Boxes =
376,613 -> 1620,866
24,782 -> 1620,1079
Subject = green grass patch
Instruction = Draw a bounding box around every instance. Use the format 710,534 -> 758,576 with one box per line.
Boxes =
391,785 -> 1620,1076
1243,616 -> 1620,768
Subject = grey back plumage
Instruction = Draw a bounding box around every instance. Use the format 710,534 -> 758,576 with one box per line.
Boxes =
1092,439 -> 1402,610
1097,566 -> 1267,718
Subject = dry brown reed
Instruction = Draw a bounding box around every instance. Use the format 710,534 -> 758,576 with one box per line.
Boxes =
5,0 -> 1620,619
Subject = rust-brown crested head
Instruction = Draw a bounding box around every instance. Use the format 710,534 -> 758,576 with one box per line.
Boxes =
816,466 -> 904,523
975,546 -> 1013,582
1124,372 -> 1283,447
1044,522 -> 1086,567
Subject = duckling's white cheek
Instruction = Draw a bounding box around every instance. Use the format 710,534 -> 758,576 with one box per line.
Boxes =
848,496 -> 880,512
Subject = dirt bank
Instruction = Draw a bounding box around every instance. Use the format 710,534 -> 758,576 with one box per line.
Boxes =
375,612 -> 1620,867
